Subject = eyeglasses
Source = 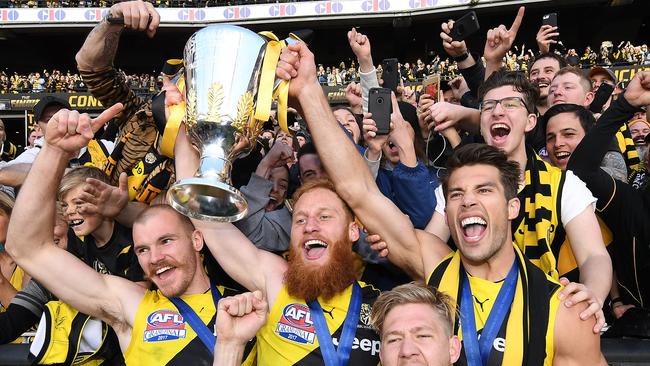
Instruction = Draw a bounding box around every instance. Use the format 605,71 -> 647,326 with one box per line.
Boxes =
479,97 -> 529,113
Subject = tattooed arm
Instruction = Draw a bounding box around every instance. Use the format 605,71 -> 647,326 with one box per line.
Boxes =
75,0 -> 160,72
600,151 -> 628,182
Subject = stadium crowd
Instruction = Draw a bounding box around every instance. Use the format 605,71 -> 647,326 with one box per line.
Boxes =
5,38 -> 648,93
1,1 -> 650,365
0,70 -> 158,94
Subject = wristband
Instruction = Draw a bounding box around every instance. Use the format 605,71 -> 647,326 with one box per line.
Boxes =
452,53 -> 470,62
610,297 -> 623,305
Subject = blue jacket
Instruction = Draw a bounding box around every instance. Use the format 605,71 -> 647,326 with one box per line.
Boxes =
376,161 -> 439,229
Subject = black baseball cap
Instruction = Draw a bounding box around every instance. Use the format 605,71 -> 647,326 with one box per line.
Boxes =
33,96 -> 71,124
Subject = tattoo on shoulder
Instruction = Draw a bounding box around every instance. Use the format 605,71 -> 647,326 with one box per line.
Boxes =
600,151 -> 628,182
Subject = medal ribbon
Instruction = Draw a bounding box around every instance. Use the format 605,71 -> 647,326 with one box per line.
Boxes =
460,260 -> 518,366
307,282 -> 361,366
169,280 -> 222,355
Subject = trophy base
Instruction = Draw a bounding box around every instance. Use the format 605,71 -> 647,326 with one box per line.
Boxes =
167,177 -> 249,222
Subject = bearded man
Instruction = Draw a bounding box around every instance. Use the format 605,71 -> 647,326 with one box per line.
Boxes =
175,128 -> 381,365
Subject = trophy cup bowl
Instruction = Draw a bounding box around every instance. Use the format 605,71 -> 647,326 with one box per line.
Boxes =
167,25 -> 268,222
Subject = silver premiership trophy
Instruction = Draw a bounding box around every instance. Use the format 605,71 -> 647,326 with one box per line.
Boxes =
168,25 -> 285,222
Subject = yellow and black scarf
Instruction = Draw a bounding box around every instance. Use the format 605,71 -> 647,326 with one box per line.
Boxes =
513,147 -> 566,280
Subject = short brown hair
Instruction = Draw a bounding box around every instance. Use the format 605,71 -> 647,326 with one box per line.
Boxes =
371,282 -> 456,337
479,70 -> 539,113
292,178 -> 354,221
554,66 -> 592,94
442,144 -> 520,201
133,204 -> 195,235
58,166 -> 110,201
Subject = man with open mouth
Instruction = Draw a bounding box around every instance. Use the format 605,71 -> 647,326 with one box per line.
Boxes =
175,42 -> 383,366
425,70 -> 612,332
281,44 -> 607,363
548,67 -> 640,176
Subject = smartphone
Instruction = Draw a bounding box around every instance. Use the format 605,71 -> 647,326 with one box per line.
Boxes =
368,88 -> 393,135
450,11 -> 480,42
542,13 -> 557,28
381,58 -> 400,93
589,82 -> 615,113
422,74 -> 441,103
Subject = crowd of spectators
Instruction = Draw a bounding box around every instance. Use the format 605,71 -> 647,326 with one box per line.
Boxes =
318,41 -> 650,86
0,70 -> 158,94
2,1 -> 650,365
4,38 -> 648,95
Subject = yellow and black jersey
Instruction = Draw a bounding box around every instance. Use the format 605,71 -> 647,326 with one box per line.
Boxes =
255,282 -> 381,366
125,287 -> 239,366
428,245 -> 562,366
79,67 -> 177,204
67,222 -> 144,282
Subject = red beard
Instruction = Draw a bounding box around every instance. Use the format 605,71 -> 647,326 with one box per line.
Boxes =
284,237 -> 357,301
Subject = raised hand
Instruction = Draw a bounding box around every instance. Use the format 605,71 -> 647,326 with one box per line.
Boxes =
347,28 -> 373,72
483,6 -> 525,63
558,277 -> 605,334
45,103 -> 123,154
536,24 -> 559,54
440,20 -> 469,58
624,71 -> 650,108
77,172 -> 129,219
417,94 -> 436,138
428,101 -> 466,132
345,82 -> 363,114
276,42 -> 319,99
215,291 -> 268,346
108,0 -> 160,38
362,112 -> 388,159
257,142 -> 295,178
449,76 -> 470,101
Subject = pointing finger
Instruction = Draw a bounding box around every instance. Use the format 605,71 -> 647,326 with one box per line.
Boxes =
91,103 -> 124,133
509,6 -> 525,33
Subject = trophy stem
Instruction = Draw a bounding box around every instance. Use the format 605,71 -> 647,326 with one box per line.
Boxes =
167,152 -> 248,222
198,154 -> 232,183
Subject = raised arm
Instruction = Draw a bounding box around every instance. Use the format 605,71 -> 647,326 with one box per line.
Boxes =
75,0 -> 159,72
568,72 -> 650,214
173,125 -> 286,307
483,7 -> 525,80
348,28 -> 378,113
5,105 -> 143,328
276,43 -> 450,279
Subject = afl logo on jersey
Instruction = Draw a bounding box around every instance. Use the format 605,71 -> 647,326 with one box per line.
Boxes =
144,310 -> 187,342
276,304 -> 316,344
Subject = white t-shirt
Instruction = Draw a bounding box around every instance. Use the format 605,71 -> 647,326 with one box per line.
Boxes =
434,170 -> 596,226
2,138 -> 115,168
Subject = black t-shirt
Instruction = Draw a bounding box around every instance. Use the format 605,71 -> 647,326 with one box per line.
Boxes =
67,222 -> 144,282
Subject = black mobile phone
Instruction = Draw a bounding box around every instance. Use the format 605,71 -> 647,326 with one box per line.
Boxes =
589,82 -> 615,113
450,11 -> 480,42
368,88 -> 393,135
380,58 -> 400,93
542,13 -> 557,28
